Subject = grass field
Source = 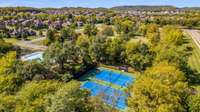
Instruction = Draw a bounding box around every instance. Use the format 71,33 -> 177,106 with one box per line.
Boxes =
186,31 -> 200,90
188,36 -> 200,73
27,36 -> 38,41
3,38 -> 19,44
31,39 -> 45,45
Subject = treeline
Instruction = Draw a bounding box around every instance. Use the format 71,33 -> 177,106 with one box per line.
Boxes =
0,7 -> 200,111
111,5 -> 200,11
111,5 -> 177,11
43,22 -> 199,111
0,22 -> 199,111
144,14 -> 200,28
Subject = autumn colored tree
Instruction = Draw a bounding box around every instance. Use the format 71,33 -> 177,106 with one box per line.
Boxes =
45,29 -> 55,45
161,25 -> 184,45
188,89 -> 200,112
47,81 -> 92,112
101,26 -> 114,36
83,24 -> 98,37
0,52 -> 23,94
15,80 -> 63,112
128,62 -> 189,112
125,41 -> 153,71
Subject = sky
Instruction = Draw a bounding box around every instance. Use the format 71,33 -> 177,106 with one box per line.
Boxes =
0,0 -> 200,8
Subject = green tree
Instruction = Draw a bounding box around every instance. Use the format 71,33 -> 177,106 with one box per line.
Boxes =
0,52 -> 22,94
89,35 -> 108,62
146,32 -> 160,45
114,18 -> 122,34
47,81 -> 93,112
121,20 -> 134,34
44,41 -> 86,76
152,26 -> 188,68
21,31 -> 27,40
0,33 -> 3,40
146,23 -> 159,34
125,41 -> 153,71
128,62 -> 189,112
17,61 -> 55,81
106,37 -> 124,64
39,30 -> 43,37
83,24 -> 98,37
188,93 -> 200,112
60,27 -> 76,42
15,80 -> 63,112
0,40 -> 13,56
76,36 -> 90,53
153,40 -> 188,67
137,23 -> 147,35
0,94 -> 16,112
44,42 -> 70,73
101,26 -> 114,36
161,26 -> 184,45
45,29 -> 55,45
0,52 -> 17,75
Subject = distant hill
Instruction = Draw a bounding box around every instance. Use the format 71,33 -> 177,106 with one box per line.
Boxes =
111,5 -> 177,11
111,5 -> 200,11
111,5 -> 178,11
0,6 -> 43,13
1,6 -> 200,12
182,7 -> 200,11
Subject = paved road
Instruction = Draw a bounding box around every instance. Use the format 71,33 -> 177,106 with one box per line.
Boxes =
30,37 -> 46,43
16,37 -> 47,51
184,29 -> 200,49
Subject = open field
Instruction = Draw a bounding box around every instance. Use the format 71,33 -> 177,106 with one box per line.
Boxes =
4,37 -> 47,51
188,38 -> 200,73
4,38 -> 19,44
185,30 -> 200,73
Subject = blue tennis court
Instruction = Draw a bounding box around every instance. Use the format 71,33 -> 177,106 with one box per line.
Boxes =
95,68 -> 133,87
81,81 -> 128,109
80,67 -> 134,110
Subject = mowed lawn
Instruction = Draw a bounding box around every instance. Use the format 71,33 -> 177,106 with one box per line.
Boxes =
188,36 -> 200,73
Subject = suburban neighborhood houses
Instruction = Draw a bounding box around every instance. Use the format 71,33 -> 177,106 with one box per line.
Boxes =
0,3 -> 200,112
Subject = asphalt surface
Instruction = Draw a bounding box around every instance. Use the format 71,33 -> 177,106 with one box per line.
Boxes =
16,37 -> 47,51
184,29 -> 200,49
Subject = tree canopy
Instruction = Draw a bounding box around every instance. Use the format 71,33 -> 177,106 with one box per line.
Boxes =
128,62 -> 189,112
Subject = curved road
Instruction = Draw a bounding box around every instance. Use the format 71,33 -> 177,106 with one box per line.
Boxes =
16,37 -> 47,51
